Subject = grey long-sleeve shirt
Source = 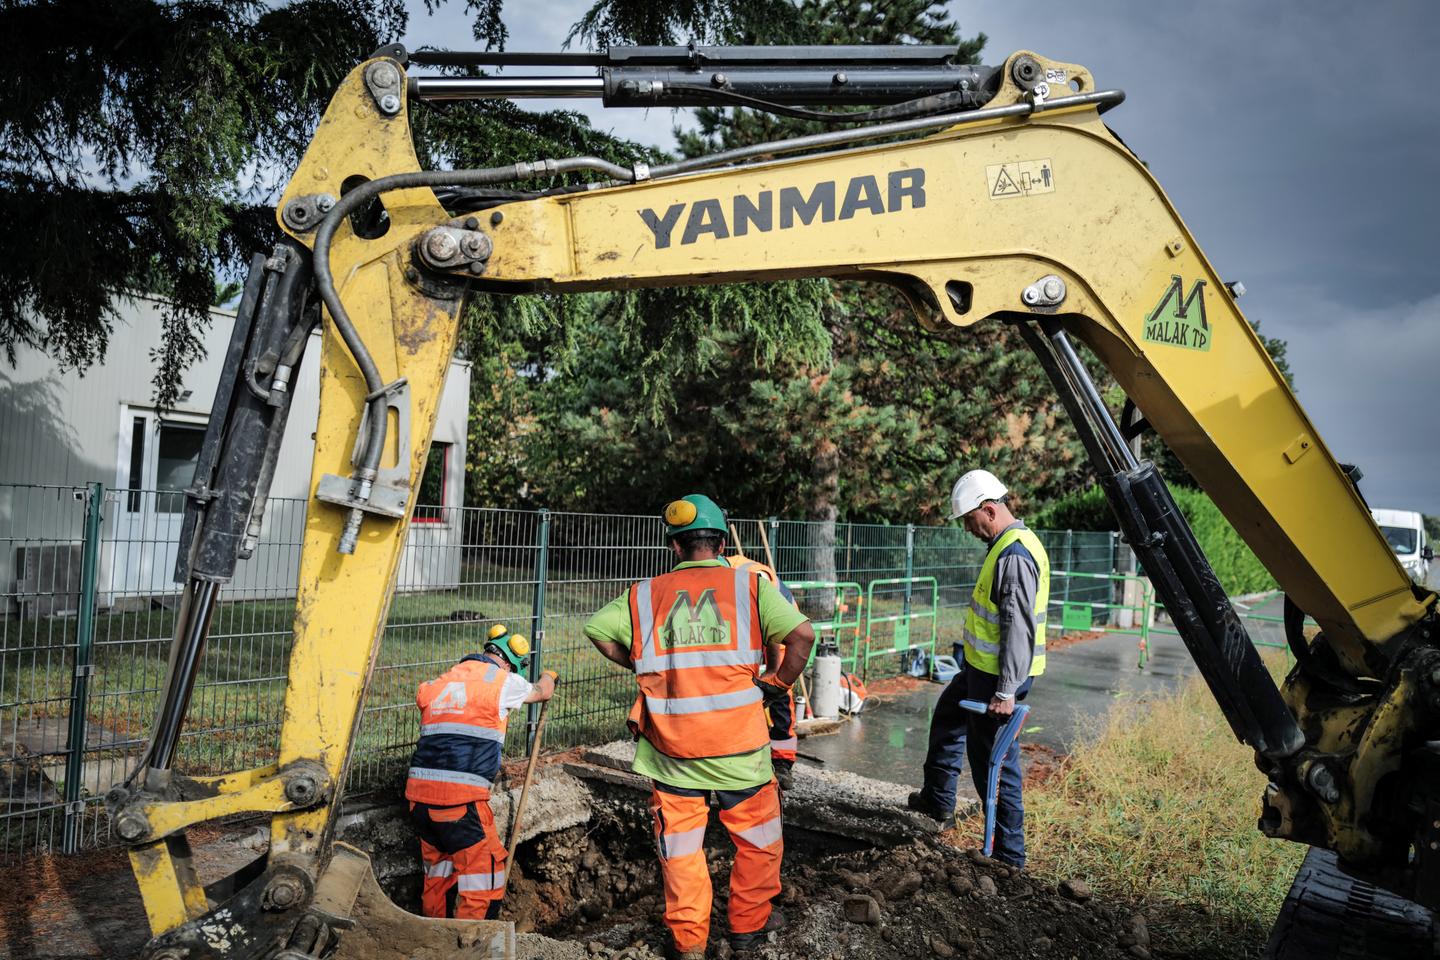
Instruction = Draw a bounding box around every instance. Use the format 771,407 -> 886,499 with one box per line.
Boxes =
989,521 -> 1041,699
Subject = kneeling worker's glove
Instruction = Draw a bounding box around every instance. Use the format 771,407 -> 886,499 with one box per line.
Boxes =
755,674 -> 792,710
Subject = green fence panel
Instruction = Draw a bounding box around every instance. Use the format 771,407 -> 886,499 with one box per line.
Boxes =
862,576 -> 938,679
1,477 -> 1145,862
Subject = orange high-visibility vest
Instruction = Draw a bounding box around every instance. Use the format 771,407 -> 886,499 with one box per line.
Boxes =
627,564 -> 769,759
406,655 -> 510,805
725,555 -> 779,586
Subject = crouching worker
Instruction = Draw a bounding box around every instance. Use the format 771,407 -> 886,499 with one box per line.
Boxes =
585,495 -> 815,959
405,624 -> 556,919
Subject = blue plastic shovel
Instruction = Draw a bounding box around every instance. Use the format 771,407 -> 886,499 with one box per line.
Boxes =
957,699 -> 1031,857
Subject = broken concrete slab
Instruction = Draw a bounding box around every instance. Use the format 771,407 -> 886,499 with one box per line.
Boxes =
490,770 -> 593,847
7,716 -> 123,758
40,756 -> 127,797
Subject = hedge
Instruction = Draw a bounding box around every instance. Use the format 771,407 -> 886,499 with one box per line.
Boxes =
1031,484 -> 1277,596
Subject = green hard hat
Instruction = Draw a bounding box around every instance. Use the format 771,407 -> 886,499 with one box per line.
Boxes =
663,494 -> 727,538
484,623 -> 530,671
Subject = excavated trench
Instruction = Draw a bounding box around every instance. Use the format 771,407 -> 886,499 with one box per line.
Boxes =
337,746 -> 1153,960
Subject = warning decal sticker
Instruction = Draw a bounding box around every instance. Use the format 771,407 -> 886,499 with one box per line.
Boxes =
985,159 -> 1054,199
1142,275 -> 1211,352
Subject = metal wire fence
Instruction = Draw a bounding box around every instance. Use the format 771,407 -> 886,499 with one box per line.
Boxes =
0,482 -> 1119,861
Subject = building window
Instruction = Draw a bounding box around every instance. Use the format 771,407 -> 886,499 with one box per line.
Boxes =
123,413 -> 205,515
413,442 -> 451,523
126,416 -> 146,511
155,420 -> 205,513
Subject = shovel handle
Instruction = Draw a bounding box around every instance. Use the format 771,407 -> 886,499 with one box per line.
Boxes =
499,694 -> 552,901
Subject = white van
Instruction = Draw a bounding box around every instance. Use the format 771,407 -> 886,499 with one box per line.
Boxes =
1372,508 -> 1432,583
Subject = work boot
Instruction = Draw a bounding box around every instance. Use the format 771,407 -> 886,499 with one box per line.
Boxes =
772,758 -> 794,792
728,908 -> 786,955
906,790 -> 954,824
665,941 -> 707,960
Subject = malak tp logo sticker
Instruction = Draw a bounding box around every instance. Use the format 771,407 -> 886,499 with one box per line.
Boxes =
1143,276 -> 1210,352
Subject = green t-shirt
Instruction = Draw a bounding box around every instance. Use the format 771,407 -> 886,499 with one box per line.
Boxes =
584,558 -> 809,790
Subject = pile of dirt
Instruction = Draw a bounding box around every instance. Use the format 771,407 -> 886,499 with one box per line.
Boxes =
514,828 -> 1153,960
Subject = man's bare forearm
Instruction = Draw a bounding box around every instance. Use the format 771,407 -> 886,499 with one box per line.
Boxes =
590,637 -> 634,670
773,623 -> 815,686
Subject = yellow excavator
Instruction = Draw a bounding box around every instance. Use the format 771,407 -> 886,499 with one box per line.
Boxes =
103,43 -> 1438,959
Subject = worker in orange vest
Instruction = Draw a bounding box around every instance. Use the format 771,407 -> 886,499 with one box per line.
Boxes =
586,495 -> 815,960
723,554 -> 799,790
405,624 -> 556,920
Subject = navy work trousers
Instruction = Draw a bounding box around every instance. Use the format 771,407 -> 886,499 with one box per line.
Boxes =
919,654 -> 1032,866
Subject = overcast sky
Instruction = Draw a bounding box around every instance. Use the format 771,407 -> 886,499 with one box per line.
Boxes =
405,1 -> 1439,513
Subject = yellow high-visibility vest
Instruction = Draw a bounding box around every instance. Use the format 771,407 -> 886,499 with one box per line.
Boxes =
962,526 -> 1050,677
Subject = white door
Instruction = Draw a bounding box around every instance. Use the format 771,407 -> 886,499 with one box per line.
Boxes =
110,407 -> 207,599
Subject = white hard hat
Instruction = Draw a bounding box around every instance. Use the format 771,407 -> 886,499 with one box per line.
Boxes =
949,469 -> 1008,519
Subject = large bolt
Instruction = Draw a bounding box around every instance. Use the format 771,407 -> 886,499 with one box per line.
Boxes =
424,230 -> 459,263
1042,277 -> 1064,301
115,809 -> 151,842
262,873 -> 307,912
150,949 -> 188,960
1428,666 -> 1440,686
369,63 -> 400,89
460,233 -> 490,259
1012,56 -> 1041,85
1305,762 -> 1340,804
284,774 -> 319,806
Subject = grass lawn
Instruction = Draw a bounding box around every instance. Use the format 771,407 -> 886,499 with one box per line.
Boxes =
1021,656 -> 1305,958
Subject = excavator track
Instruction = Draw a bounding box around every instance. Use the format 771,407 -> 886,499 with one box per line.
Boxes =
1265,848 -> 1437,959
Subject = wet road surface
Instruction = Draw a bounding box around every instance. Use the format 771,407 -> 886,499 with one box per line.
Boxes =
799,625 -> 1202,800
796,582 -> 1429,800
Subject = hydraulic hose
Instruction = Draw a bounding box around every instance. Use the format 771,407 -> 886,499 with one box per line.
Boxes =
307,157 -> 635,545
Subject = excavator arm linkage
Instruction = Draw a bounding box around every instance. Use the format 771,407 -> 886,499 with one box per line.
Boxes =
112,46 -> 1439,959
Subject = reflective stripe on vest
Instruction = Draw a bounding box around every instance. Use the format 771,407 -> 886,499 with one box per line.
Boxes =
962,526 -> 1050,677
406,766 -> 493,790
405,656 -> 510,804
627,564 -> 770,760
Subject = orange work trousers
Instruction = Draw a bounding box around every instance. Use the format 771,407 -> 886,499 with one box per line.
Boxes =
649,779 -> 783,953
409,799 -> 508,919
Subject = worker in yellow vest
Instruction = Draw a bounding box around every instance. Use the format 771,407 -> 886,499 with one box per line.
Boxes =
908,469 -> 1048,868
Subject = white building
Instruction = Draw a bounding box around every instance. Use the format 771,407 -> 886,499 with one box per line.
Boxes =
0,294 -> 472,611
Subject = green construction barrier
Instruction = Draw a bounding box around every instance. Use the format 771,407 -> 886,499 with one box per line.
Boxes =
862,576 -> 938,679
785,579 -> 864,671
